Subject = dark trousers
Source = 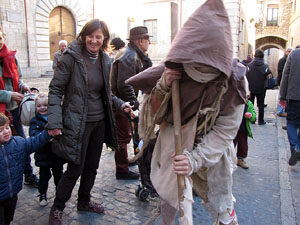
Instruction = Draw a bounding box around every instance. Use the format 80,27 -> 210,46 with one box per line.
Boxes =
39,162 -> 63,194
0,195 -> 18,225
233,130 -> 248,159
249,93 -> 265,123
54,120 -> 105,211
11,108 -> 33,175
114,111 -> 131,173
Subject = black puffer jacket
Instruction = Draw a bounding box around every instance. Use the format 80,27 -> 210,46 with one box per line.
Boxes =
246,57 -> 271,94
46,41 -> 123,165
110,43 -> 152,104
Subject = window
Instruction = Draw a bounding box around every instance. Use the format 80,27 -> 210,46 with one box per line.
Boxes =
240,19 -> 245,44
267,4 -> 278,26
144,19 -> 157,43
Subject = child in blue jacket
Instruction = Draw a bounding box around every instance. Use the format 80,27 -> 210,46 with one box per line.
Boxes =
29,93 -> 63,207
0,112 -> 52,225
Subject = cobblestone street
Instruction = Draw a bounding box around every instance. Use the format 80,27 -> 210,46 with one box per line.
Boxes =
9,78 -> 299,224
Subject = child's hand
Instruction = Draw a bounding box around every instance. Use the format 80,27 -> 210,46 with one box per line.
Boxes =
245,112 -> 252,118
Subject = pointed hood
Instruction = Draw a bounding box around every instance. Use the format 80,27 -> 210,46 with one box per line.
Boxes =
165,0 -> 233,77
126,0 -> 233,93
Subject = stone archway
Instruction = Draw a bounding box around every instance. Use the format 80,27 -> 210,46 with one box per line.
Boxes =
49,6 -> 75,60
255,36 -> 287,51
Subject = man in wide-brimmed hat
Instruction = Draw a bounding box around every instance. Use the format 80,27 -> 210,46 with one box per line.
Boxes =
110,26 -> 152,180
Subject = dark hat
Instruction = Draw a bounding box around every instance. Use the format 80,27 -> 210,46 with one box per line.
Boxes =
127,26 -> 152,40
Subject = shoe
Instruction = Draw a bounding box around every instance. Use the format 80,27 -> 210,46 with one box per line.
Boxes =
77,200 -> 104,214
24,174 -> 39,188
277,113 -> 287,117
282,125 -> 287,130
264,104 -> 268,107
237,159 -> 248,169
116,170 -> 139,180
39,193 -> 48,207
289,148 -> 300,166
49,205 -> 63,225
217,208 -> 239,225
258,121 -> 266,125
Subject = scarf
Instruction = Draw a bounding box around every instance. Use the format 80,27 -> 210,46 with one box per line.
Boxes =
0,44 -> 20,113
128,42 -> 152,70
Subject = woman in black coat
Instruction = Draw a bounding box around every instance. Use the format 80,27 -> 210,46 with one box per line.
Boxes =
47,19 -> 131,224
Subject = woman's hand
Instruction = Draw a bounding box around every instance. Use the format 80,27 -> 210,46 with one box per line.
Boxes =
164,68 -> 182,87
121,102 -> 133,113
48,129 -> 62,137
171,153 -> 191,176
11,92 -> 24,102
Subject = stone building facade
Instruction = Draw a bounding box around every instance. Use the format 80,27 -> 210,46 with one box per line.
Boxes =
255,0 -> 292,51
289,0 -> 300,47
1,0 -> 252,77
0,0 -> 93,77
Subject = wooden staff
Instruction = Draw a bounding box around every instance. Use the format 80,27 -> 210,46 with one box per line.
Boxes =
171,79 -> 185,218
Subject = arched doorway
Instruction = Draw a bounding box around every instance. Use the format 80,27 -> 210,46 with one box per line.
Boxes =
49,7 -> 75,60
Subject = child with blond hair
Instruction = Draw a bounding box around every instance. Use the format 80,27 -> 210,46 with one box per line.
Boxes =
29,93 -> 63,206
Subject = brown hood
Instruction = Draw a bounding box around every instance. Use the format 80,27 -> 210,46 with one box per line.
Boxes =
126,0 -> 233,93
165,0 -> 233,77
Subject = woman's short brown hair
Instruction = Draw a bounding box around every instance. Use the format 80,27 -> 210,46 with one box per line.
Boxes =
0,113 -> 10,127
77,19 -> 110,52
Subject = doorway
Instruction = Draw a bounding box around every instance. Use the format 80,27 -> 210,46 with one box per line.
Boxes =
49,7 -> 75,60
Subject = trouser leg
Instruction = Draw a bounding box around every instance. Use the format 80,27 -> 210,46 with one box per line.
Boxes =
39,167 -> 51,194
256,94 -> 265,122
54,121 -> 103,210
114,111 -> 131,173
78,120 -> 105,203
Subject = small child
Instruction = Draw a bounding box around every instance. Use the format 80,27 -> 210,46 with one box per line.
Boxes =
233,100 -> 256,169
29,93 -> 63,207
0,112 -> 52,225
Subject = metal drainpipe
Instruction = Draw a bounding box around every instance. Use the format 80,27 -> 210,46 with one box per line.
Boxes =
24,0 -> 30,67
93,0 -> 95,19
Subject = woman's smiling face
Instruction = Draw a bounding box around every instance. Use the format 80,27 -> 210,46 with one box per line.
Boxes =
85,29 -> 104,54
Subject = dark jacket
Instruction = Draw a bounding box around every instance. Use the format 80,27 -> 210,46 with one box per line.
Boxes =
0,131 -> 51,201
46,40 -> 123,165
277,55 -> 287,86
110,43 -> 152,105
280,48 -> 300,101
30,113 -> 58,167
246,58 -> 271,94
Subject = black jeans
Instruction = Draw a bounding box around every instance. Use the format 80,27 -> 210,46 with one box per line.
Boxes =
39,161 -> 63,194
0,195 -> 18,225
249,93 -> 265,122
11,108 -> 33,176
54,120 -> 105,210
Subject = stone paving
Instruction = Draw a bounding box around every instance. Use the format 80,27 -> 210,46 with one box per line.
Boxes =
10,78 -> 300,225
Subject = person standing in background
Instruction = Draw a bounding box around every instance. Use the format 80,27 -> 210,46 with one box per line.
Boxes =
110,26 -> 152,180
279,47 -> 300,166
52,40 -> 67,71
276,47 -> 292,117
246,49 -> 272,125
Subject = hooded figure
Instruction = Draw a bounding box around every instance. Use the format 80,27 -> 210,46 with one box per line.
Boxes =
126,0 -> 246,224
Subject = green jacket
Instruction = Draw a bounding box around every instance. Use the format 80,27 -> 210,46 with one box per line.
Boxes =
47,41 -> 123,165
246,100 -> 256,138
